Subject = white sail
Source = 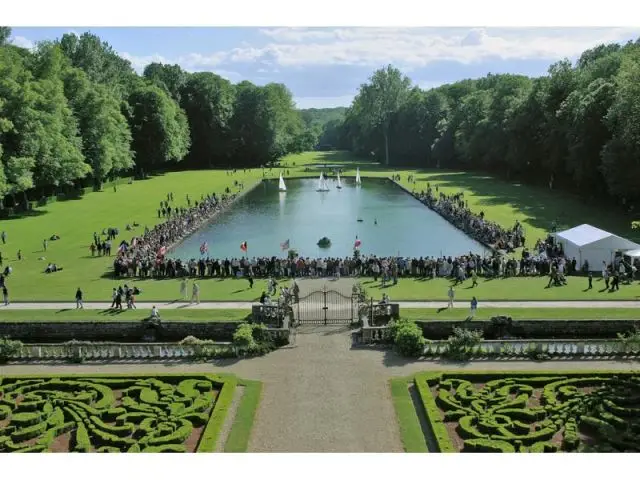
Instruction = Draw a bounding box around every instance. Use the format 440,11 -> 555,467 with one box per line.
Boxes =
317,173 -> 329,191
336,172 -> 343,189
355,168 -> 361,185
279,172 -> 287,191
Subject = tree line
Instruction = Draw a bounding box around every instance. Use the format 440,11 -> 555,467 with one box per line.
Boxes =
0,27 -> 318,210
332,39 -> 640,211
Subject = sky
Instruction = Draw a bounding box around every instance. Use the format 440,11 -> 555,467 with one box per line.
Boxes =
8,27 -> 640,109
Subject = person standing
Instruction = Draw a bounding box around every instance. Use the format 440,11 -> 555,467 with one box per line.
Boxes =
447,286 -> 455,308
43,239 -> 48,252
470,296 -> 478,318
587,272 -> 593,290
191,282 -> 200,304
75,288 -> 83,309
1,231 -> 6,244
180,278 -> 188,300
603,268 -> 610,290
17,250 -> 21,261
247,273 -> 254,289
2,285 -> 8,306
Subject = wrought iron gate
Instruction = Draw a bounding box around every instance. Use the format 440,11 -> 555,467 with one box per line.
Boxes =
295,288 -> 356,325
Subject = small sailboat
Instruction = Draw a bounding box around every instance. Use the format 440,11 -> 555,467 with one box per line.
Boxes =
355,168 -> 362,186
316,173 -> 330,192
336,172 -> 343,189
278,172 -> 287,192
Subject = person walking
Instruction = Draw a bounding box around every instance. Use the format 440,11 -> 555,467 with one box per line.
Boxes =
447,286 -> 455,308
115,288 -> 123,310
191,282 -> 200,304
2,285 -> 8,306
1,231 -> 6,244
587,272 -> 593,290
180,278 -> 188,301
75,288 -> 83,309
471,269 -> 478,288
247,273 -> 254,289
603,268 -> 610,290
110,288 -> 117,308
470,296 -> 478,318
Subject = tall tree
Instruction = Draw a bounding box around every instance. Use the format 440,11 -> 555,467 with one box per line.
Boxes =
180,72 -> 235,168
127,84 -> 190,173
355,65 -> 412,165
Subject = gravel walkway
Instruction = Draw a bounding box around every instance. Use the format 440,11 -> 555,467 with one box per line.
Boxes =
2,328 -> 639,452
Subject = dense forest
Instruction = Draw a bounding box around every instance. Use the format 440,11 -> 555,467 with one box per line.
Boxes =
333,40 -> 640,211
0,27 -> 320,210
2,26 -> 639,214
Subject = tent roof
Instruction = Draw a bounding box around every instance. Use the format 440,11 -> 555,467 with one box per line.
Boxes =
554,224 -> 613,247
625,249 -> 640,258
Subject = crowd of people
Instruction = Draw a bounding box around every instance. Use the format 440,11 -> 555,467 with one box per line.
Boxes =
110,191 -> 238,278
414,185 -> 525,252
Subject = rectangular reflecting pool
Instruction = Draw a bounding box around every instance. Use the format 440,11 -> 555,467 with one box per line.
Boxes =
170,177 -> 489,259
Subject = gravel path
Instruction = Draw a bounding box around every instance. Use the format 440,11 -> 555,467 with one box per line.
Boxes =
1,300 -> 639,310
2,328 -> 640,452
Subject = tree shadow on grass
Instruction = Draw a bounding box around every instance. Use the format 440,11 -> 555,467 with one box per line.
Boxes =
413,171 -> 638,242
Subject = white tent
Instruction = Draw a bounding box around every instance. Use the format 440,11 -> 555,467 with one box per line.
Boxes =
552,224 -> 640,271
624,248 -> 640,259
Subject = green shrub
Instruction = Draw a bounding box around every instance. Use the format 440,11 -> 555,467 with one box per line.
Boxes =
233,323 -> 256,350
142,444 -> 187,453
89,416 -> 135,436
463,438 -> 516,453
0,337 -> 22,363
10,411 -> 43,427
73,424 -> 92,452
392,320 -> 427,357
145,421 -> 192,446
443,328 -> 484,361
11,421 -> 49,443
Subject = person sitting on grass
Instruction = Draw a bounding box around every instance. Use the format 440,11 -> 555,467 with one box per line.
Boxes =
45,263 -> 62,273
150,305 -> 160,320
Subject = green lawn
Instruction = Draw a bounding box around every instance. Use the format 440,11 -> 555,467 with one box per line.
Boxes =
0,307 -> 636,324
390,377 -> 429,453
400,308 -> 640,321
1,150 -> 638,302
0,308 -> 250,322
224,380 -> 262,453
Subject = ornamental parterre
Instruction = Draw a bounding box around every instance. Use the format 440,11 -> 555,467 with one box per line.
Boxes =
417,372 -> 640,453
0,375 -> 229,453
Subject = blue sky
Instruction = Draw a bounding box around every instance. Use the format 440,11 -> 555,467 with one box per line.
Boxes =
9,27 -> 640,109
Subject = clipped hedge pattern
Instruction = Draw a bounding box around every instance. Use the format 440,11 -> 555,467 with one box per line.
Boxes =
415,372 -> 640,453
0,374 -> 233,453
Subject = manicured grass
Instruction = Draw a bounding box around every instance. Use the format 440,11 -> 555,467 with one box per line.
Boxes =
360,276 -> 640,301
400,308 -> 640,321
389,377 -> 428,453
0,308 -> 250,322
2,150 -> 638,302
224,380 -> 263,453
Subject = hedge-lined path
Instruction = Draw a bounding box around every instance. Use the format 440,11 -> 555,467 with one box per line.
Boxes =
2,327 -> 640,452
1,300 -> 639,310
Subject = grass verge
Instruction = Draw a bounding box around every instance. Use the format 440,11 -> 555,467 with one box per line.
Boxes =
224,380 -> 263,453
0,308 -> 250,322
390,377 -> 428,453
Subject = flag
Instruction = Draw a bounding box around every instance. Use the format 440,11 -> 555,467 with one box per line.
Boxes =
200,242 -> 208,255
354,239 -> 362,249
280,239 -> 290,251
240,241 -> 248,252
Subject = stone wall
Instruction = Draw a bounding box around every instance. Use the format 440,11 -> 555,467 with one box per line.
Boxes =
0,321 -> 240,343
416,319 -> 639,340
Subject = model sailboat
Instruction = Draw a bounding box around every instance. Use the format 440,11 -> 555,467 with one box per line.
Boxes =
336,172 -> 343,189
355,168 -> 362,186
316,173 -> 330,192
278,172 -> 287,192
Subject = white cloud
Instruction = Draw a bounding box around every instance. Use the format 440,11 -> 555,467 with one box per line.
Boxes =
294,94 -> 354,109
10,35 -> 34,49
239,27 -> 640,68
119,51 -> 234,79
